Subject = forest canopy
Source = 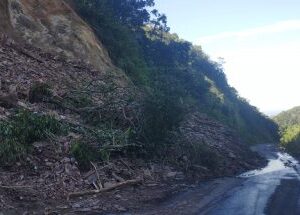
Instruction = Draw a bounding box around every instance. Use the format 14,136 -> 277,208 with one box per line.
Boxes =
274,107 -> 300,156
72,0 -> 278,148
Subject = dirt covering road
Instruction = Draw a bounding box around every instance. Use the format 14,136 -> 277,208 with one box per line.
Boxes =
136,144 -> 300,215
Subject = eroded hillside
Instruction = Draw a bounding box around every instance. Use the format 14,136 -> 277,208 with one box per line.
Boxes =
0,39 -> 264,213
0,0 -> 279,213
0,0 -> 112,71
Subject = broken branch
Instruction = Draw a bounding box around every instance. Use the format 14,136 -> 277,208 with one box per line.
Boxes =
68,178 -> 142,199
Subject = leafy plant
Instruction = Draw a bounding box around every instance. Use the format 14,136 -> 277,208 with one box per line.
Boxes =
70,141 -> 99,170
70,140 -> 113,171
28,82 -> 52,103
72,0 -> 279,164
0,109 -> 65,166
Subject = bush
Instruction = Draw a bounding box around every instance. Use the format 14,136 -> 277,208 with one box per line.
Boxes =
0,140 -> 26,166
28,82 -> 52,103
0,109 -> 64,144
280,124 -> 300,156
71,141 -> 111,171
64,92 -> 93,109
0,109 -> 65,166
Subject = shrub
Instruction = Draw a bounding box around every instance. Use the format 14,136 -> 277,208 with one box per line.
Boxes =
70,141 -> 99,170
280,124 -> 300,156
64,93 -> 93,109
28,82 -> 52,103
0,140 -> 26,166
71,141 -> 111,171
0,109 -> 64,144
0,109 -> 65,166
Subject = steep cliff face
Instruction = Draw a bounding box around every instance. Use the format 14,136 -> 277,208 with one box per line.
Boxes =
0,0 -> 112,71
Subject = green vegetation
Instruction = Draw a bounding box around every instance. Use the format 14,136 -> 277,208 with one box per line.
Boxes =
28,82 -> 52,103
280,124 -> 300,145
0,109 -> 65,166
0,0 -> 279,171
71,141 -> 102,170
70,126 -> 134,170
274,106 -> 300,128
274,107 -> 300,156
279,125 -> 300,156
70,0 -> 278,166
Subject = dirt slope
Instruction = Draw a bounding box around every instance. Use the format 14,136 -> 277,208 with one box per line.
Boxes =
0,39 -> 265,214
0,0 -> 112,71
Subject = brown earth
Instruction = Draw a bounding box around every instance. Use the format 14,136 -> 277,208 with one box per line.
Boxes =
0,0 -> 267,212
0,0 -> 113,72
0,36 -> 266,214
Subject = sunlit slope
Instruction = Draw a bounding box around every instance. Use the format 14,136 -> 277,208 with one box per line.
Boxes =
274,106 -> 300,128
0,0 -> 112,71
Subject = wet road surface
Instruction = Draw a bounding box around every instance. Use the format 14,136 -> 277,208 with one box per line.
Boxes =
140,144 -> 300,215
204,144 -> 300,215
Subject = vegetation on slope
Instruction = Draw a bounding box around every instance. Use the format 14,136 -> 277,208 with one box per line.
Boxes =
274,106 -> 300,128
0,0 -> 278,172
0,110 -> 65,166
72,0 -> 278,146
274,106 -> 300,156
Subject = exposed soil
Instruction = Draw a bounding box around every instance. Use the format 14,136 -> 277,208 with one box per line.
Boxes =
1,0 -> 113,71
0,39 -> 266,214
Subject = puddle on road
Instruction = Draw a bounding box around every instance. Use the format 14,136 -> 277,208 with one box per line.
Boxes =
239,152 -> 298,178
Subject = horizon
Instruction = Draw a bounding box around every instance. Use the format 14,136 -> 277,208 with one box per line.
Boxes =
155,0 -> 300,116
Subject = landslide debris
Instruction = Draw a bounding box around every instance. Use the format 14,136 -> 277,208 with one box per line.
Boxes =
0,36 -> 265,214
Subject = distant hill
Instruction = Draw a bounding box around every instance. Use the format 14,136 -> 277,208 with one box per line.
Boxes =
273,106 -> 300,128
274,106 -> 300,156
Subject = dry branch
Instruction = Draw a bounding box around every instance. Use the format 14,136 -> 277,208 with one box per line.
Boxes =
0,185 -> 33,189
68,178 -> 142,199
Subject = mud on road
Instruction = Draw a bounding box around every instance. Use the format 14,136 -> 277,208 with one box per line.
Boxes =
137,144 -> 300,215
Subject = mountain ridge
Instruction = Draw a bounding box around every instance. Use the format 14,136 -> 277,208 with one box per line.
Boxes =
274,106 -> 300,128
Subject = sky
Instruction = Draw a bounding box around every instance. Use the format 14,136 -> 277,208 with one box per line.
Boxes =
154,0 -> 300,116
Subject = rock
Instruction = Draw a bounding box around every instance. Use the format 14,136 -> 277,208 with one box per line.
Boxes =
175,172 -> 185,180
192,165 -> 209,172
0,92 -> 18,108
114,204 -> 127,212
77,208 -> 92,212
62,157 -> 71,163
72,203 -> 81,209
115,194 -> 122,200
228,152 -> 237,159
104,182 -> 116,188
64,163 -> 73,175
68,132 -> 81,140
17,101 -> 28,108
143,169 -> 153,180
70,157 -> 76,164
45,162 -> 53,167
166,171 -> 178,178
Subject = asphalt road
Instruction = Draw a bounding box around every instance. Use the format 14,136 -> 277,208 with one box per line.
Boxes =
203,144 -> 300,215
140,144 -> 300,215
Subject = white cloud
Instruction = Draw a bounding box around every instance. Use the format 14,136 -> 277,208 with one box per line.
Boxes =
221,43 -> 300,114
196,20 -> 300,44
194,20 -> 300,115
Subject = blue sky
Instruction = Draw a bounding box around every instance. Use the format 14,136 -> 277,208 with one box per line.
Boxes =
154,0 -> 300,115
